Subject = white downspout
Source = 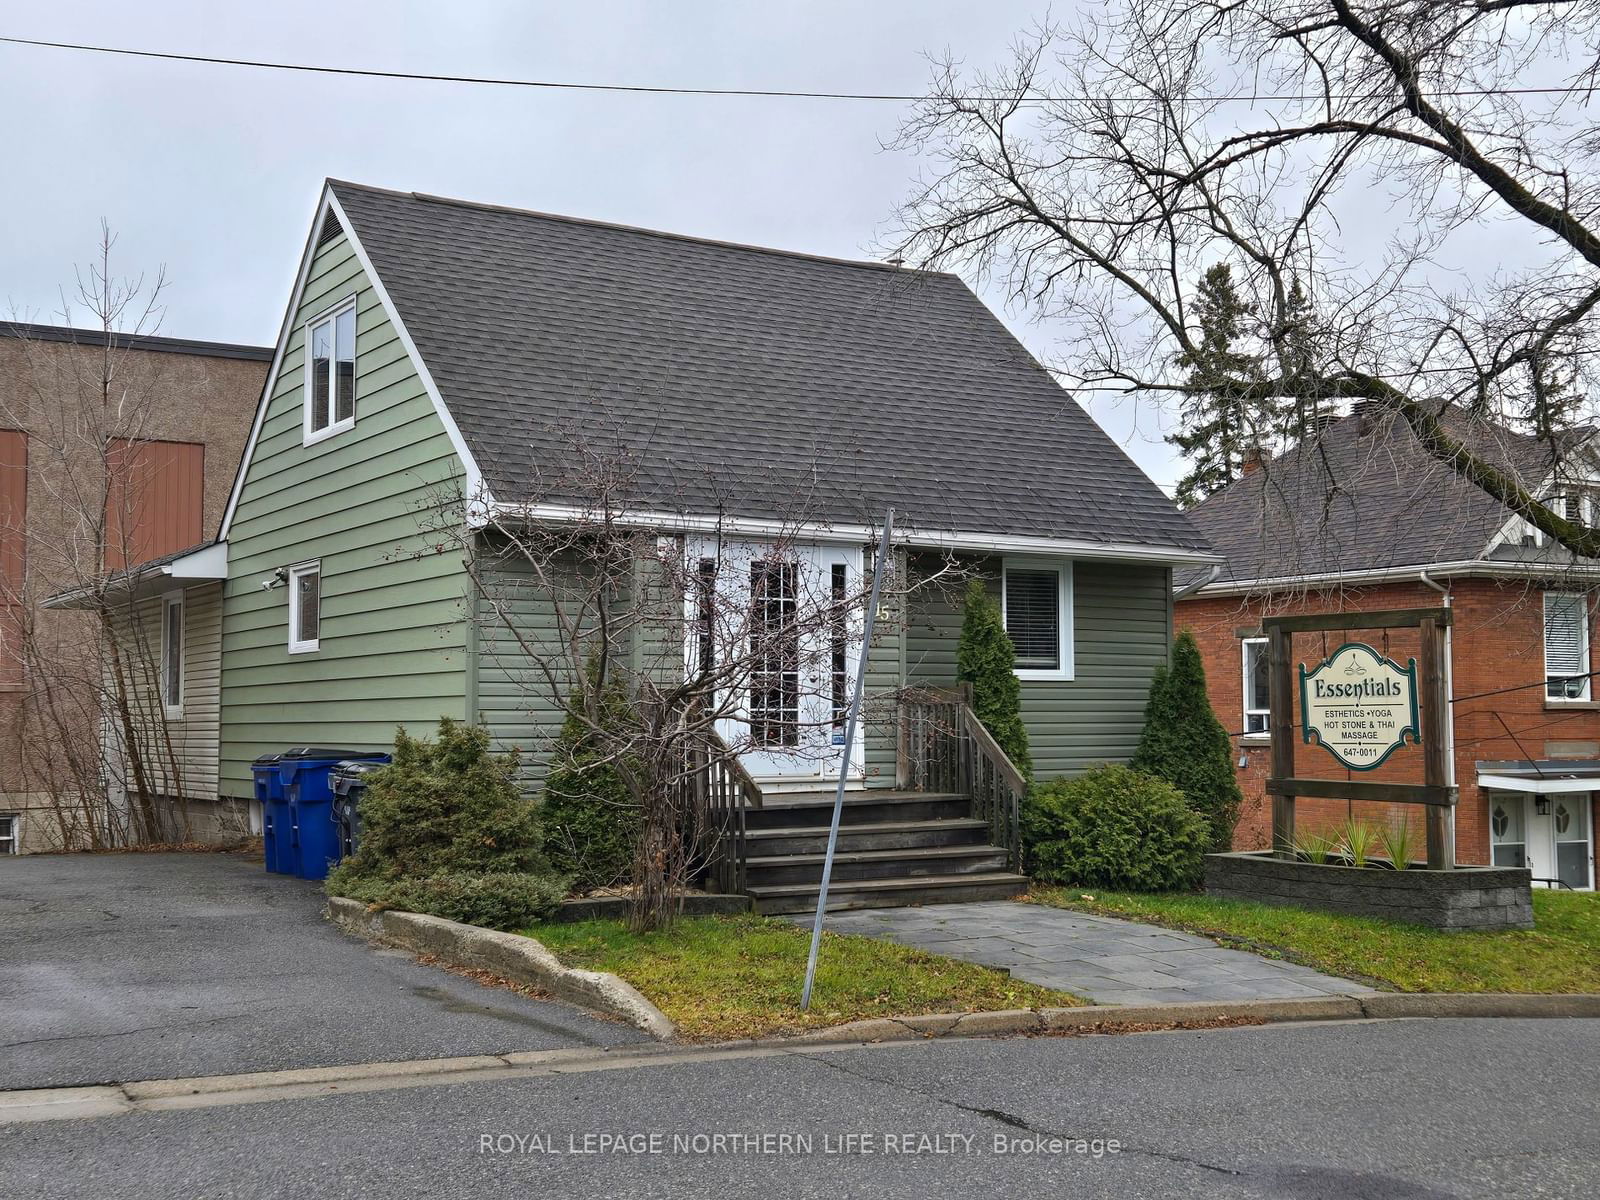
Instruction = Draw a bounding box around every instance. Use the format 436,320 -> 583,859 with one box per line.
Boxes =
1420,569 -> 1458,865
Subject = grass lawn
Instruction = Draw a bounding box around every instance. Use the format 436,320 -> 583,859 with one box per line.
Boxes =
526,913 -> 1081,1041
1030,886 -> 1600,993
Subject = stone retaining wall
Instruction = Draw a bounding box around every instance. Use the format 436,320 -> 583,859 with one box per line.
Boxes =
1205,852 -> 1534,930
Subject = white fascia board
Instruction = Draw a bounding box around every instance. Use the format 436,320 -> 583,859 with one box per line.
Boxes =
486,501 -> 1222,566
1186,558 -> 1600,597
163,542 -> 228,580
218,187 -> 331,540
218,183 -> 494,540
1478,773 -> 1598,794
328,189 -> 490,521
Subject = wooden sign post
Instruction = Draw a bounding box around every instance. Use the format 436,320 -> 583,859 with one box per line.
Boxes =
1255,608 -> 1456,870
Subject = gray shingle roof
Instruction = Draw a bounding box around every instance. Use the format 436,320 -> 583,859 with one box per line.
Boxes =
1181,406 -> 1592,588
330,181 -> 1207,554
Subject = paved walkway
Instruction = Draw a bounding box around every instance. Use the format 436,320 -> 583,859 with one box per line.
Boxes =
810,901 -> 1374,1005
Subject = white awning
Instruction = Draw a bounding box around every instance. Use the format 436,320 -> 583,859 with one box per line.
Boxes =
1478,773 -> 1596,795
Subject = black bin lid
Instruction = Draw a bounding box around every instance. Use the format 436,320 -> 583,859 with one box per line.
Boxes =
278,747 -> 390,761
252,753 -> 285,766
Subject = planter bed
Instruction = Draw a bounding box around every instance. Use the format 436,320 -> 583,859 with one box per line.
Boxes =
1205,851 -> 1534,931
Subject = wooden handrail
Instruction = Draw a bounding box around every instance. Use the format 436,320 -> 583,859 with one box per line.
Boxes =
897,685 -> 1026,870
956,708 -> 1027,795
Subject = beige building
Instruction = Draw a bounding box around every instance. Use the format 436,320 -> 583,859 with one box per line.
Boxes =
0,323 -> 268,853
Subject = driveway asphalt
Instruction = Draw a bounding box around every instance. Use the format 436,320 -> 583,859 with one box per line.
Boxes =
5,1018 -> 1595,1198
803,901 -> 1375,1004
0,852 -> 645,1090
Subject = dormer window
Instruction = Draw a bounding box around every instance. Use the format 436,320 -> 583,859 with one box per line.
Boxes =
304,299 -> 356,444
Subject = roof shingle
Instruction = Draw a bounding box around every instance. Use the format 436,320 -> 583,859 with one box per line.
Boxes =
330,181 -> 1207,553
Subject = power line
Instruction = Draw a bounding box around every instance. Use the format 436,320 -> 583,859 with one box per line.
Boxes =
2,34 -> 1598,105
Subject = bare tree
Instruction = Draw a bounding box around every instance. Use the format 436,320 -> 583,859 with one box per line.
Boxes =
0,229 -> 194,848
425,422 -> 959,931
892,1 -> 1600,549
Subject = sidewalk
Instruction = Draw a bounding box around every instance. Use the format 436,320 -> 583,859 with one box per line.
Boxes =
805,901 -> 1375,1005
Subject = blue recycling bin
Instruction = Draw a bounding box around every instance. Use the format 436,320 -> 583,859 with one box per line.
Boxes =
252,753 -> 293,875
277,747 -> 390,880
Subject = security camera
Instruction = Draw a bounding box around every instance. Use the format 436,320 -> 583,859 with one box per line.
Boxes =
261,567 -> 289,591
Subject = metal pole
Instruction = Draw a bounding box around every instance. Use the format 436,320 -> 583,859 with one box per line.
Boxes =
801,508 -> 894,1011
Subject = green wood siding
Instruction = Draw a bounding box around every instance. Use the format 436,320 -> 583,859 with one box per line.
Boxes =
218,231 -> 469,795
471,543 -> 581,785
473,538 -> 905,791
904,554 -> 1171,777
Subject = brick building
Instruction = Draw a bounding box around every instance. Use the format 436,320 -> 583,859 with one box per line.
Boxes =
1176,405 -> 1600,890
0,323 -> 269,854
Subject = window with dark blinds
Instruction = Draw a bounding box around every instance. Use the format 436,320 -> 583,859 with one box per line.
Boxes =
1004,568 -> 1060,670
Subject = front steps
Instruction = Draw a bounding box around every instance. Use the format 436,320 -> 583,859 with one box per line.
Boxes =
738,790 -> 1027,914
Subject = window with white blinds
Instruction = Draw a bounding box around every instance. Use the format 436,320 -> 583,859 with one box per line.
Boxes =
1002,560 -> 1074,679
1544,592 -> 1590,701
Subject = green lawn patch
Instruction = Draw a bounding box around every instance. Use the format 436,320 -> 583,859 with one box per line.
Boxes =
1030,886 -> 1600,994
525,913 -> 1081,1041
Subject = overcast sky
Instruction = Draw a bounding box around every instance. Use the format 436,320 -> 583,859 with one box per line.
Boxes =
0,0 -> 1185,490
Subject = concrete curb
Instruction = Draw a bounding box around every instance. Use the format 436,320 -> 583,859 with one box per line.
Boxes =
324,898 -> 676,1040
771,992 -> 1600,1046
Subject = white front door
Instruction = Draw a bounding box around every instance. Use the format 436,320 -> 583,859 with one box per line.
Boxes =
684,538 -> 865,782
1490,792 -> 1595,890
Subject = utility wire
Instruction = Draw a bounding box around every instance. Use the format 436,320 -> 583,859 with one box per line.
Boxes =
2,34 -> 1598,104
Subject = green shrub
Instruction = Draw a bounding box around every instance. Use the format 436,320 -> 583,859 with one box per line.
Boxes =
347,718 -> 547,878
957,577 -> 1031,778
326,718 -> 569,927
328,867 -> 564,931
541,676 -> 642,891
1132,630 -> 1243,851
1022,764 -> 1210,892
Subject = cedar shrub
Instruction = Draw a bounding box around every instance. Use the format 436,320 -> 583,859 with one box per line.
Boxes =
1022,764 -> 1209,891
956,577 -> 1031,778
1132,630 -> 1243,851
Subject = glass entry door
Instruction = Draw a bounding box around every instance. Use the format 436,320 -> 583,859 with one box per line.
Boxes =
1491,792 -> 1595,890
685,538 -> 865,782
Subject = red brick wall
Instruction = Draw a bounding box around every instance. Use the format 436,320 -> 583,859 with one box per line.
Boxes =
1178,578 -> 1600,882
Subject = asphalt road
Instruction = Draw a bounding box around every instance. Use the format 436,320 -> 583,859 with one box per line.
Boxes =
5,1017 -> 1595,1199
0,853 -> 644,1089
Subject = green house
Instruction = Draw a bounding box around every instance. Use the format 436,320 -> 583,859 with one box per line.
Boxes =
125,180 -> 1216,909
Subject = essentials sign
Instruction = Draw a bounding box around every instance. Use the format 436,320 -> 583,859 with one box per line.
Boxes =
1298,643 -> 1419,771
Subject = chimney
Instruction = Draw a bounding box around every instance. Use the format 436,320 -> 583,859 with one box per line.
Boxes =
1242,444 -> 1270,475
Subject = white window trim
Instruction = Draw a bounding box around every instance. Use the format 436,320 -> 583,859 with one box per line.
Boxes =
1241,636 -> 1269,738
160,590 -> 184,720
0,813 -> 17,855
302,296 -> 358,446
1544,591 -> 1591,703
1001,557 -> 1075,681
288,561 -> 321,655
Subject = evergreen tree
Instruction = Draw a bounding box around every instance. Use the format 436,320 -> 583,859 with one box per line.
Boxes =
956,577 -> 1031,778
1168,263 -> 1269,507
1132,630 -> 1242,851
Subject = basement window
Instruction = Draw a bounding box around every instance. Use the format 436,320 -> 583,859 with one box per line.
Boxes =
288,562 -> 321,655
304,298 -> 357,444
0,813 -> 16,855
1001,560 -> 1074,680
1544,592 -> 1591,701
